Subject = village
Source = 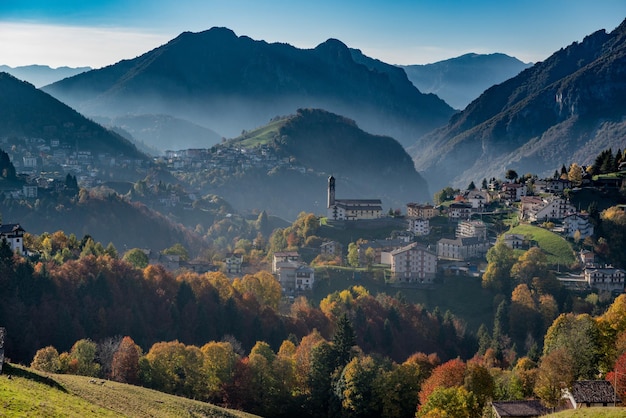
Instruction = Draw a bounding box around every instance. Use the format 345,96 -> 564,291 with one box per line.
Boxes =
2,143 -> 625,303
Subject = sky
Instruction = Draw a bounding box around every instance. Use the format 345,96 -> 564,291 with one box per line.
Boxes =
0,0 -> 625,69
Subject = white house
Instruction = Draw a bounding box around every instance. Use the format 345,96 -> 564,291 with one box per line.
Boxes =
0,223 -> 26,255
447,202 -> 472,220
502,234 -> 526,250
381,242 -> 437,283
563,213 -> 594,239
456,220 -> 487,240
584,267 -> 625,293
274,260 -> 315,293
407,217 -> 430,236
437,237 -> 489,261
521,196 -> 575,222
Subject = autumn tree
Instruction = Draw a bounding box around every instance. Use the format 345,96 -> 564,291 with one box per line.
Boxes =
111,336 -> 141,384
232,271 -> 281,310
418,358 -> 466,407
534,348 -> 573,408
335,355 -> 381,417
374,360 -> 427,418
31,346 -> 61,373
417,386 -> 478,418
567,163 -> 583,186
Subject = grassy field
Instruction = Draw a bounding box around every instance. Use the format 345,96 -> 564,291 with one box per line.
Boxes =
235,117 -> 286,148
507,224 -> 576,267
0,363 -> 257,418
313,267 -> 495,332
546,407 -> 626,417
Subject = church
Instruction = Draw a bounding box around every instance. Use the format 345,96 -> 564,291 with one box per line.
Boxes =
326,176 -> 383,221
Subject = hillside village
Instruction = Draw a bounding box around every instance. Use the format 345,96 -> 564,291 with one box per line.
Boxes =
2,141 -> 625,302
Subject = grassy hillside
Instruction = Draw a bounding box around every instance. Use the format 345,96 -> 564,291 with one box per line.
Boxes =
507,224 -> 576,267
0,364 -> 257,418
547,407 -> 626,417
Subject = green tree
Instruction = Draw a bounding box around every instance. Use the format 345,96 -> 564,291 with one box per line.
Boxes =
347,242 -> 359,267
123,248 -> 149,269
364,247 -> 375,269
68,339 -> 100,377
333,313 -> 356,368
418,386 -> 478,418
162,243 -> 189,261
482,242 -> 516,293
505,169 -> 518,181
543,313 -> 601,380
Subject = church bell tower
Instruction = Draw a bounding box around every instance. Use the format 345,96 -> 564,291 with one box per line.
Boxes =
328,175 -> 335,208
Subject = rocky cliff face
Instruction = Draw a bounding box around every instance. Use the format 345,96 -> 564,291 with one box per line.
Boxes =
411,19 -> 626,190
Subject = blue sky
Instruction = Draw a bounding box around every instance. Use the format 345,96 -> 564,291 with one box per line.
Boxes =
0,0 -> 625,68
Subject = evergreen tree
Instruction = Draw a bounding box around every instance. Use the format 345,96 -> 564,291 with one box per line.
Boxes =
0,149 -> 17,180
333,313 -> 356,368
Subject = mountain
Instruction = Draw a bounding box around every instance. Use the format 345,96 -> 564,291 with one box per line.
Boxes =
93,114 -> 223,154
399,53 -> 532,109
42,27 -> 455,147
410,19 -> 626,191
0,64 -> 90,88
203,108 -> 430,220
0,72 -> 144,159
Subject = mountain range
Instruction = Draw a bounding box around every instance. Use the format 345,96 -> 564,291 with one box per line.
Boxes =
399,53 -> 532,110
0,72 -> 144,159
0,64 -> 90,88
411,18 -> 626,191
41,27 -> 455,148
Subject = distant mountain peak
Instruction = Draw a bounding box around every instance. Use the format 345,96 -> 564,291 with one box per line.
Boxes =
43,28 -> 454,146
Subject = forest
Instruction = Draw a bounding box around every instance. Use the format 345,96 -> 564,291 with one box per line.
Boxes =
2,224 -> 626,417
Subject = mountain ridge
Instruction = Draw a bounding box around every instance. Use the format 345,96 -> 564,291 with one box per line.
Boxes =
399,53 -> 532,109
411,19 -> 626,190
42,27 -> 455,147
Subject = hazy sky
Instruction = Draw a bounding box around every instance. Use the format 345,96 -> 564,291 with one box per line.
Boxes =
1,0 -> 625,68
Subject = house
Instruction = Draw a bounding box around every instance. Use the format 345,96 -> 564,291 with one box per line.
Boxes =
407,217 -> 430,236
0,223 -> 26,255
358,239 -> 406,265
456,220 -> 487,240
406,203 -> 439,219
272,251 -> 300,273
500,182 -> 527,202
437,236 -> 489,261
320,241 -> 342,257
464,190 -> 490,211
447,202 -> 472,220
381,242 -> 437,283
327,176 -> 382,221
584,267 -> 625,293
562,380 -> 620,408
563,213 -> 594,239
534,178 -> 572,194
491,400 -> 549,418
274,260 -> 315,294
503,234 -> 526,250
520,196 -> 575,222
224,253 -> 243,275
